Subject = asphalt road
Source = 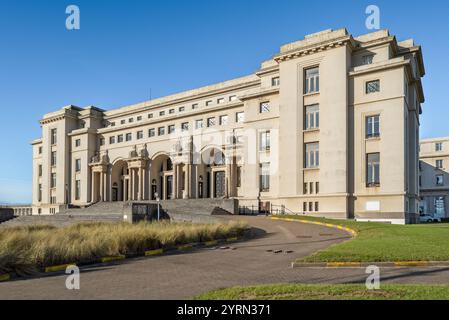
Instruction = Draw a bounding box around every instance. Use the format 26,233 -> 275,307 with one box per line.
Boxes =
2,216 -> 449,300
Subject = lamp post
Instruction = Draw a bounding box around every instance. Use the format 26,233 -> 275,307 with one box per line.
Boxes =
155,192 -> 160,221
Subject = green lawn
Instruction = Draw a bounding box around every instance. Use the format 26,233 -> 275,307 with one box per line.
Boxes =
194,284 -> 449,300
282,215 -> 449,262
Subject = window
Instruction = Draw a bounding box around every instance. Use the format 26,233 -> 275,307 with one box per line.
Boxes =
120,120 -> 126,125
207,117 -> 216,127
309,202 -> 313,212
305,67 -> 319,94
236,112 -> 245,123
217,98 -> 225,104
51,151 -> 57,167
168,125 -> 175,134
148,113 -> 153,119
272,77 -> 280,86
260,162 -> 270,192
181,122 -> 189,132
117,135 -> 124,143
179,106 -> 185,112
366,115 -> 380,138
303,183 -> 308,194
51,128 -> 57,145
39,147 -> 42,154
316,182 -> 319,194
75,139 -> 81,147
309,182 -> 314,194
137,131 -> 143,140
50,197 -> 56,205
229,95 -> 238,102
206,100 -> 212,106
362,54 -> 374,65
158,127 -> 165,136
195,119 -> 203,129
38,165 -> 42,177
305,104 -> 319,130
219,115 -> 228,126
110,122 -> 116,127
126,133 -> 132,141
51,173 -> 56,188
315,202 -> 319,212
436,143 -> 443,152
305,143 -> 319,168
137,116 -> 142,121
436,160 -> 443,169
366,80 -> 380,94
99,138 -> 105,146
128,118 -> 134,123
260,102 -> 270,113
169,109 -> 175,114
75,180 -> 81,200
436,174 -> 444,186
192,103 -> 198,110
259,131 -> 271,151
237,166 -> 242,187
148,128 -> 155,137
38,184 -> 42,202
159,111 -> 165,116
366,153 -> 380,187
75,159 -> 81,172
109,136 -> 116,144
303,202 -> 307,212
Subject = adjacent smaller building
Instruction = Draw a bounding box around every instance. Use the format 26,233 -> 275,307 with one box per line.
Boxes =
419,137 -> 449,218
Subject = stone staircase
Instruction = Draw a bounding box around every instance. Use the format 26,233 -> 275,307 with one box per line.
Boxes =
0,199 -> 238,228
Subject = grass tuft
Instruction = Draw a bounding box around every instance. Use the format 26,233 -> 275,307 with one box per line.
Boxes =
0,220 -> 248,275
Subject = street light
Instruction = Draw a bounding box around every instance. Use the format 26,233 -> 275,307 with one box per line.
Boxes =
154,192 -> 160,221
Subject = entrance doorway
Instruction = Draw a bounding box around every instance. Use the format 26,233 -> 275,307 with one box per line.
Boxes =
214,171 -> 226,198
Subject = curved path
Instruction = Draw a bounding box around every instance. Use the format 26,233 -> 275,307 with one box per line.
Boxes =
0,216 -> 352,300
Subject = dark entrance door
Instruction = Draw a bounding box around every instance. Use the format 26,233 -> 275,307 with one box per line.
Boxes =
214,171 -> 226,198
198,182 -> 203,198
112,187 -> 118,202
166,175 -> 173,199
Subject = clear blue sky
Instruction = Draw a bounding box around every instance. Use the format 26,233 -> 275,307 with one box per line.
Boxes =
0,0 -> 447,203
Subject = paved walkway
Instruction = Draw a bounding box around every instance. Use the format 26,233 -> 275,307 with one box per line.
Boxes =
2,216 -> 449,300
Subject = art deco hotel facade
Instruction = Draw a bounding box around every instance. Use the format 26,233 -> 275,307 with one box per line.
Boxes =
31,29 -> 425,224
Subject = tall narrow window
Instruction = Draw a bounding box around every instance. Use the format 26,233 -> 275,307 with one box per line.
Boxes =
51,173 -> 56,188
51,128 -> 57,145
75,159 -> 81,172
366,153 -> 380,187
272,77 -> 280,86
181,122 -> 189,132
126,133 -> 132,141
305,67 -> 319,94
51,151 -> 57,167
75,139 -> 81,147
436,142 -> 443,152
305,143 -> 319,168
366,115 -> 380,138
38,184 -> 42,202
137,131 -> 143,140
436,174 -> 444,186
260,163 -> 270,192
109,136 -> 116,144
303,182 -> 308,194
38,165 -> 42,177
207,117 -> 216,127
316,182 -> 319,194
237,166 -> 242,187
436,159 -> 443,169
148,128 -> 155,137
259,131 -> 271,151
195,119 -> 203,129
117,135 -> 123,143
75,180 -> 81,200
168,125 -> 175,134
305,104 -> 319,130
158,127 -> 165,136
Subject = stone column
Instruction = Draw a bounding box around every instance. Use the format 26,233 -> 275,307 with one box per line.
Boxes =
91,171 -> 95,203
131,169 -> 135,201
173,164 -> 178,199
138,167 -> 143,201
186,164 -> 192,199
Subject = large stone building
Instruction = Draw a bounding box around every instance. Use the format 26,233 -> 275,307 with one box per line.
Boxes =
31,28 -> 425,224
419,137 -> 449,218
